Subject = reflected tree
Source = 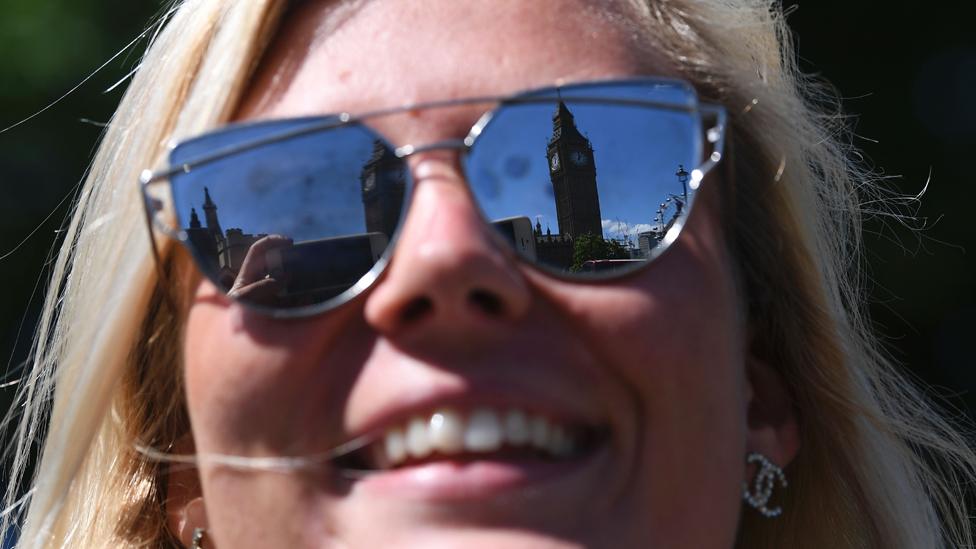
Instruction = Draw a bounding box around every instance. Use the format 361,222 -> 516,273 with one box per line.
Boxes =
570,233 -> 629,272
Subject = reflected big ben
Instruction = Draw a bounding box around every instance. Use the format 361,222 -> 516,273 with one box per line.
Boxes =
546,101 -> 603,239
533,101 -> 608,271
360,140 -> 406,239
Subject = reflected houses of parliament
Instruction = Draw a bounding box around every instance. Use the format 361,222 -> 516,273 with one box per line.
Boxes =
181,145 -> 405,309
185,187 -> 267,288
183,179 -> 392,308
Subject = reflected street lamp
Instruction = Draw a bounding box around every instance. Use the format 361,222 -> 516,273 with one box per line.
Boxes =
676,164 -> 689,204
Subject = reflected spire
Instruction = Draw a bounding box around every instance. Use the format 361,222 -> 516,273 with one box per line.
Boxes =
555,101 -> 574,123
202,187 -> 223,237
551,101 -> 583,141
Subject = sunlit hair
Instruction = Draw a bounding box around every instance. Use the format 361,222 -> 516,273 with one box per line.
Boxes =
4,0 -> 974,547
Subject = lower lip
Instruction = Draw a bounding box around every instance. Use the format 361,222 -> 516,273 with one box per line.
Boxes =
353,445 -> 607,501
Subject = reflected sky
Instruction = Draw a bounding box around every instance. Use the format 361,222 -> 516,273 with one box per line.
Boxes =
171,121 -> 379,241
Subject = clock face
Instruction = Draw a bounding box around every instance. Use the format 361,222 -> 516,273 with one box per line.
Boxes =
550,153 -> 560,171
570,150 -> 588,166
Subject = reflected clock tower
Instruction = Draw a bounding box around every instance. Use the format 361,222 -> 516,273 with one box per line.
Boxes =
546,101 -> 603,238
360,140 -> 406,238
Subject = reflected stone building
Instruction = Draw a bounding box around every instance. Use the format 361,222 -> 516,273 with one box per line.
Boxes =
533,220 -> 575,269
184,187 -> 264,285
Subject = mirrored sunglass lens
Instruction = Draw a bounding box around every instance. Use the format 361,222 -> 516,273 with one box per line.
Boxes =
169,122 -> 407,311
466,94 -> 699,277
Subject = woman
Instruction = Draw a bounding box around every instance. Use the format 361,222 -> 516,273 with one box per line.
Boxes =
4,0 -> 974,547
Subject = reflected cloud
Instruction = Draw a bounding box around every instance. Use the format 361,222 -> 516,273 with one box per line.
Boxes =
602,219 -> 654,240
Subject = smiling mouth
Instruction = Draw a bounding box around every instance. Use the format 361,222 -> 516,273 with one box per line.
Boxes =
332,406 -> 607,474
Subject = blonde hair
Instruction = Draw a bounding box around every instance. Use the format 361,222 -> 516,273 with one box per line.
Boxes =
4,0 -> 973,547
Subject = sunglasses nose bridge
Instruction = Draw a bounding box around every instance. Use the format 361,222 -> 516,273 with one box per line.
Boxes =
394,138 -> 469,158
363,150 -> 530,335
393,139 -> 471,190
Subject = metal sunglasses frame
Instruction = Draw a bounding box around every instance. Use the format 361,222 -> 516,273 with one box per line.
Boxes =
139,76 -> 728,318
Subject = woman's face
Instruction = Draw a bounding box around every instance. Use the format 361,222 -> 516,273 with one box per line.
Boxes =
180,1 -> 783,547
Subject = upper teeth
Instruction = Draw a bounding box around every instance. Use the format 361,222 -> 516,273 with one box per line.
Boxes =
380,407 -> 578,467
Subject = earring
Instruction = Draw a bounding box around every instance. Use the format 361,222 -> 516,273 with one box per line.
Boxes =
742,452 -> 788,518
190,527 -> 207,549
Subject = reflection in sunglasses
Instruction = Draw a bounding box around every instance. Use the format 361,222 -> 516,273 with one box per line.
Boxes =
175,94 -> 703,311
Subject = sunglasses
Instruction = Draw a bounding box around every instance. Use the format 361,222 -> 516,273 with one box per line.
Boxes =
140,77 -> 727,317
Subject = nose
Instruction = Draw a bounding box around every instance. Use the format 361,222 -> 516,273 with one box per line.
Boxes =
363,154 -> 531,336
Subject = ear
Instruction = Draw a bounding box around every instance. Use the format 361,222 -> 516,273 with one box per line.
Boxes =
744,352 -> 800,470
165,437 -> 210,547
169,496 -> 209,547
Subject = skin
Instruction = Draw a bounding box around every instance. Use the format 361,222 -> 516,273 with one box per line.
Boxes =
176,1 -> 799,547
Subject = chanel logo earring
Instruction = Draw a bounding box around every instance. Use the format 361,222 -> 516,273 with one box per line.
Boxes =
742,452 -> 788,518
190,527 -> 207,549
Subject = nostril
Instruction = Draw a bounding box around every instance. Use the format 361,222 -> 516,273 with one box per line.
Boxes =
468,289 -> 504,316
400,296 -> 433,324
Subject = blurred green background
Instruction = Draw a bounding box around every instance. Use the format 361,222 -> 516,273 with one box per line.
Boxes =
1,0 -> 974,456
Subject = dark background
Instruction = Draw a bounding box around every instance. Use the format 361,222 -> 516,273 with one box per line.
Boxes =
1,0 -> 974,465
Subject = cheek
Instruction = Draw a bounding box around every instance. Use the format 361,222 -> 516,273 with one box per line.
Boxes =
533,224 -> 748,435
573,244 -> 745,450
183,280 -> 369,547
526,204 -> 748,540
182,280 -> 367,454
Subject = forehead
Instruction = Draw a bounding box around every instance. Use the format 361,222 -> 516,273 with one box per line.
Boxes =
236,0 -> 672,126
